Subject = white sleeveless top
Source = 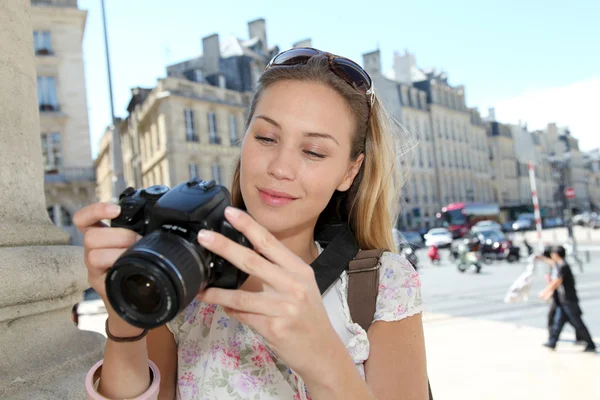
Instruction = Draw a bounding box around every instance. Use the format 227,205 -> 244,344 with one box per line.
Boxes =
166,245 -> 423,399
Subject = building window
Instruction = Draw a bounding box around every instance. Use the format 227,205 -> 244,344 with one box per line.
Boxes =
37,76 -> 58,111
229,115 -> 238,145
188,163 -> 200,179
184,109 -> 198,141
193,69 -> 204,83
41,132 -> 61,172
212,163 -> 222,184
218,75 -> 226,88
208,112 -> 221,144
33,31 -> 53,55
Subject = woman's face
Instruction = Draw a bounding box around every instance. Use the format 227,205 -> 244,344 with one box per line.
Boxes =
239,80 -> 364,237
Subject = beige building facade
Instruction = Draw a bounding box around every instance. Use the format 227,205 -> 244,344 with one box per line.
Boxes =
32,0 -> 95,244
362,49 -> 493,230
96,78 -> 251,203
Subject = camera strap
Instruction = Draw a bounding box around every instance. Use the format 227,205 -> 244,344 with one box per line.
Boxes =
311,222 -> 360,294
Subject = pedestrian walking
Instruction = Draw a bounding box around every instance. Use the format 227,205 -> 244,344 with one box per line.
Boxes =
537,245 -> 596,352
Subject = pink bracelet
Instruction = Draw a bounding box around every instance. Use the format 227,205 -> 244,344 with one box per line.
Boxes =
85,359 -> 161,400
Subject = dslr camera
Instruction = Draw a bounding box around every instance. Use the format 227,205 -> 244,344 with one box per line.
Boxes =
106,177 -> 249,329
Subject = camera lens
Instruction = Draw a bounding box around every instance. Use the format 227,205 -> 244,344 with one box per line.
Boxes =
105,231 -> 213,329
121,274 -> 161,314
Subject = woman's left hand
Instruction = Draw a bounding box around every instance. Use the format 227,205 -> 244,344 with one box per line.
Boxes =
196,206 -> 346,380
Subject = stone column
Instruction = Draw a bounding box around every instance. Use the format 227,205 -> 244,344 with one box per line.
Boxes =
0,1 -> 104,399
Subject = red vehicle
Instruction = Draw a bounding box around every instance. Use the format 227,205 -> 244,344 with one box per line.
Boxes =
428,245 -> 440,264
437,202 -> 501,239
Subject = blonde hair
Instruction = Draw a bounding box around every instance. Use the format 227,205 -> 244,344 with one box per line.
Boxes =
231,55 -> 407,252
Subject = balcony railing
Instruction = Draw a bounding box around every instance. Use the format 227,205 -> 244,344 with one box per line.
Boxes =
39,103 -> 60,112
35,48 -> 55,56
31,0 -> 78,7
45,167 -> 95,184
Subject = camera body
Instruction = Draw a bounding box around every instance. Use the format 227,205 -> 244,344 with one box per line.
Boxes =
106,177 -> 249,329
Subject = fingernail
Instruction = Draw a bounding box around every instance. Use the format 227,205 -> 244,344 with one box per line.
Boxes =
197,229 -> 213,244
107,204 -> 121,216
225,206 -> 241,219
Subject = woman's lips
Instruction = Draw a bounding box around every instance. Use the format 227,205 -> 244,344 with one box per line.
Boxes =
257,188 -> 298,207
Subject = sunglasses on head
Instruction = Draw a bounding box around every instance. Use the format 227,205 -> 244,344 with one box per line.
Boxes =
265,47 -> 374,105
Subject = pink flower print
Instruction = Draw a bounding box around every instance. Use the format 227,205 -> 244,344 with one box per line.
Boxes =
178,372 -> 199,398
396,304 -> 408,317
199,304 -> 217,326
292,387 -> 313,400
219,347 -> 240,370
402,272 -> 422,289
229,371 -> 258,396
402,272 -> 422,297
180,339 -> 201,365
252,342 -> 274,366
251,354 -> 264,368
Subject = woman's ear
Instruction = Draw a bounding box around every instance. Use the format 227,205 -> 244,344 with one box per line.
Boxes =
337,153 -> 364,192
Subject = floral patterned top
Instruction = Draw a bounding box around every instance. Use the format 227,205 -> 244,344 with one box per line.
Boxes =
166,246 -> 423,399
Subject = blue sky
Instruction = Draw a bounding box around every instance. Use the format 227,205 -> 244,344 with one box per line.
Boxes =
79,0 -> 600,157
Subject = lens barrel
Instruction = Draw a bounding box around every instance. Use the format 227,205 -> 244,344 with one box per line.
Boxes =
106,231 -> 211,329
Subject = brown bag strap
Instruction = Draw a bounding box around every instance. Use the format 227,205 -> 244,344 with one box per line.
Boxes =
347,249 -> 385,332
347,249 -> 434,400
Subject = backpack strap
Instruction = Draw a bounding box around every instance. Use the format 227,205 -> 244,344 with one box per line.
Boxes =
348,249 -> 434,400
347,249 -> 385,332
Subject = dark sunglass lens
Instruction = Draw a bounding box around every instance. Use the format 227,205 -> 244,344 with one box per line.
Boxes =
331,58 -> 372,93
272,48 -> 319,66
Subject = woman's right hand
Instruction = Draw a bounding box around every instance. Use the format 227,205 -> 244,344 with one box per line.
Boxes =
73,202 -> 143,333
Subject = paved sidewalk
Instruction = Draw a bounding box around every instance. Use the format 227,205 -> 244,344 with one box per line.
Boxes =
77,309 -> 599,399
423,312 -> 599,400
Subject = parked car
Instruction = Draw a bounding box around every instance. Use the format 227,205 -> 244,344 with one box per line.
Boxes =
424,228 -> 453,248
543,217 -> 565,229
502,220 -> 515,233
472,220 -> 503,233
512,214 -> 535,231
572,212 -> 591,226
470,229 -> 512,262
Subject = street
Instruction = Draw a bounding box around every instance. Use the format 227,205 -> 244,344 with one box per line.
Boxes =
418,245 -> 599,400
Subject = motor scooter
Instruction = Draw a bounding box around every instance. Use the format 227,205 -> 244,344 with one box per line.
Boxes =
456,242 -> 482,273
428,245 -> 440,265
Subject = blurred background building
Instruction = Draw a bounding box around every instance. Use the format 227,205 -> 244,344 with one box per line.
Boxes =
32,0 -> 96,245
29,7 -> 596,235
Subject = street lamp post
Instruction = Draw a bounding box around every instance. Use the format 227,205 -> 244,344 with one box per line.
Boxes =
548,153 -> 577,249
100,0 -> 126,203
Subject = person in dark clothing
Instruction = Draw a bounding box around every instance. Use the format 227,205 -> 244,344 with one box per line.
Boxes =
537,245 -> 596,352
541,246 -> 586,343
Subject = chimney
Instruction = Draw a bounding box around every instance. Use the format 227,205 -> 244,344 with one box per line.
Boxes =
362,49 -> 381,77
202,34 -> 220,76
248,18 -> 267,48
293,38 -> 312,48
393,49 -> 416,84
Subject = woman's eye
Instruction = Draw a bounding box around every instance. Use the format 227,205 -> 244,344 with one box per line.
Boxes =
255,135 -> 275,144
304,150 -> 326,159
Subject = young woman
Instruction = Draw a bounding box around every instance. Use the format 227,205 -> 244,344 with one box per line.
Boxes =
76,48 -> 428,399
